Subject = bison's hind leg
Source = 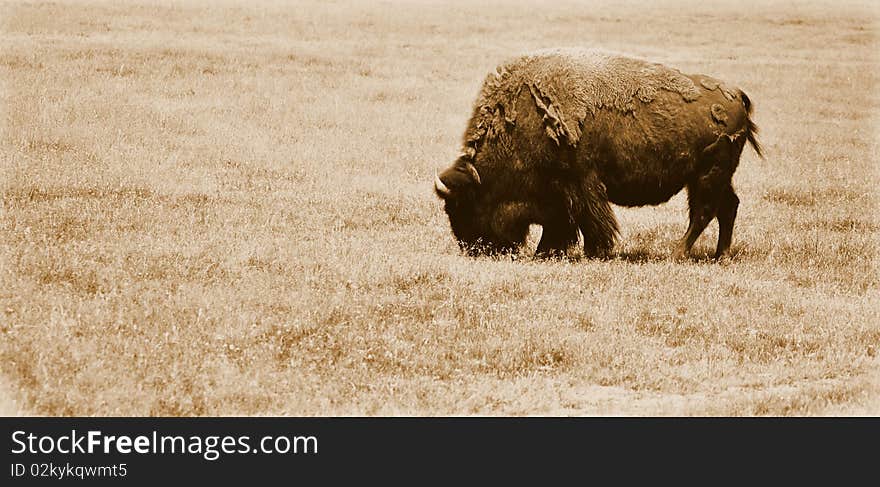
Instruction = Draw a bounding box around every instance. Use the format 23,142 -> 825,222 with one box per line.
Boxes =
673,183 -> 719,260
714,186 -> 739,259
576,181 -> 619,258
673,135 -> 743,260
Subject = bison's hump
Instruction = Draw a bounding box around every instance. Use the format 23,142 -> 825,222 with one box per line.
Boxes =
464,48 -> 702,149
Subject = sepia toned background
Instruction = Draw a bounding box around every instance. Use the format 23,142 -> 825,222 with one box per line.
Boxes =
1,0 -> 878,415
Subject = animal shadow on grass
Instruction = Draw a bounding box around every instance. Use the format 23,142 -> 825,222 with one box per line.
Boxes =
611,244 -> 749,264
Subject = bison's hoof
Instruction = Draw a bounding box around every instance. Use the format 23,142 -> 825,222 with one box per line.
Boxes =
670,249 -> 690,261
535,250 -> 569,260
714,250 -> 734,262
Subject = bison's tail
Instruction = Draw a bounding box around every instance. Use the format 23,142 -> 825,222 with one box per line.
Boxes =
740,90 -> 764,158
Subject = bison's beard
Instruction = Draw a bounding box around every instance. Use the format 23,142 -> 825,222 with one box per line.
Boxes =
447,213 -> 520,257
444,200 -> 512,256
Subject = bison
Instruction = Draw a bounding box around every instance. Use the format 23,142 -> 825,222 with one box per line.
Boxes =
433,48 -> 762,260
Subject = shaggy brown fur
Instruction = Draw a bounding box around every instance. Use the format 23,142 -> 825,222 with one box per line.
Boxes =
434,48 -> 763,259
464,48 -> 703,148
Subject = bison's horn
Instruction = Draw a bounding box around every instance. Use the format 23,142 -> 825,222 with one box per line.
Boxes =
434,172 -> 451,198
464,162 -> 481,185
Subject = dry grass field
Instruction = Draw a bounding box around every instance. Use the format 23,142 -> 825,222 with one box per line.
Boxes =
1,0 -> 878,416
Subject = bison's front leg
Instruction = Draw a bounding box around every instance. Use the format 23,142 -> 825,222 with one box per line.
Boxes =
575,180 -> 618,259
535,219 -> 579,259
488,201 -> 533,255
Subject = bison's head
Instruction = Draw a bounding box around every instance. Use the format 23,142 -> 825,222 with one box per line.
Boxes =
434,155 -> 520,256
